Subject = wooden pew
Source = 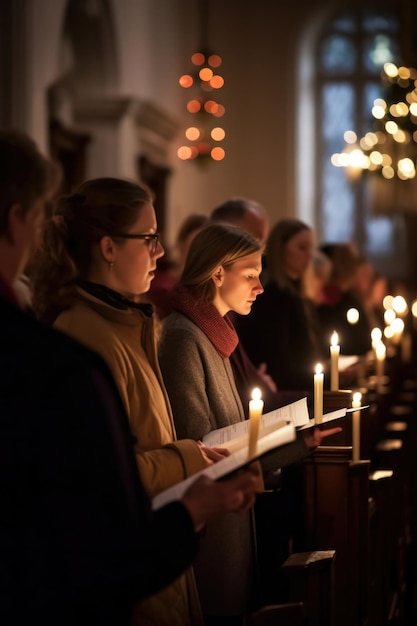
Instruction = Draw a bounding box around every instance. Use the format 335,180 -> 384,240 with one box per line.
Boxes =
296,447 -> 370,626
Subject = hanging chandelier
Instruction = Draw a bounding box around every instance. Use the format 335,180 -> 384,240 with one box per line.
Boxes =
177,1 -> 225,163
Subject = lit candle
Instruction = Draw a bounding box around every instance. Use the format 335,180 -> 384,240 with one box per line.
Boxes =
371,327 -> 382,352
347,308 -> 359,324
330,331 -> 340,391
248,387 -> 264,459
391,317 -> 404,346
375,341 -> 386,393
351,391 -> 362,462
314,363 -> 324,424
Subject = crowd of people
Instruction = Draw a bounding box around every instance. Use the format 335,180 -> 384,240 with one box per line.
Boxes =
1,128 -> 388,626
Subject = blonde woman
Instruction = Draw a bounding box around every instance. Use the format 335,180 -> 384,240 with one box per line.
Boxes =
159,223 -> 341,626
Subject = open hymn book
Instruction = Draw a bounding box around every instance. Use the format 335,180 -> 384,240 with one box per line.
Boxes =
152,397 -> 364,510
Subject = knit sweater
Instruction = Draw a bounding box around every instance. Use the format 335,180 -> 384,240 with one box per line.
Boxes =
159,295 -> 310,616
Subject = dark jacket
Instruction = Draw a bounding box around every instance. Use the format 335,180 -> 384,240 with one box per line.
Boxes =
237,280 -> 322,391
317,286 -> 371,356
0,295 -> 197,626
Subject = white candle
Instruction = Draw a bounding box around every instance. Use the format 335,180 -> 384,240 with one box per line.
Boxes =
375,341 -> 386,393
351,391 -> 362,462
371,327 -> 382,350
248,387 -> 264,459
330,331 -> 340,391
391,317 -> 404,346
314,363 -> 324,424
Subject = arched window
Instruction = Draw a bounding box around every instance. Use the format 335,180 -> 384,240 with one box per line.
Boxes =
300,5 -> 406,277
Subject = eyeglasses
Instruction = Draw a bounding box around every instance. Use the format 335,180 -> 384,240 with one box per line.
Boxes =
113,232 -> 160,253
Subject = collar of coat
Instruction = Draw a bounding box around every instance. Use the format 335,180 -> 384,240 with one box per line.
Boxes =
170,285 -> 238,358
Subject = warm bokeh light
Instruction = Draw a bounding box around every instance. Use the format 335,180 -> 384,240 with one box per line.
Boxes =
180,45 -> 225,162
212,104 -> 225,117
187,99 -> 202,113
204,100 -> 218,113
199,67 -> 213,81
210,75 -> 224,89
384,325 -> 394,340
208,54 -> 222,67
391,317 -> 405,334
344,130 -> 357,143
185,127 -> 200,141
191,52 -> 205,65
211,127 -> 225,141
371,327 -> 382,342
211,147 -> 225,160
384,309 -> 396,324
412,299 -> 417,318
392,295 -> 408,315
177,146 -> 192,160
347,308 -> 359,324
383,294 -> 394,309
179,74 -> 193,88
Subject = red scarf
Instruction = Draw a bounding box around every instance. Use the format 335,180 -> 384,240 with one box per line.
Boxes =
170,285 -> 239,358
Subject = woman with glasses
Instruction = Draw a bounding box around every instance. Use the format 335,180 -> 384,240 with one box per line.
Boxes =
30,177 -> 235,626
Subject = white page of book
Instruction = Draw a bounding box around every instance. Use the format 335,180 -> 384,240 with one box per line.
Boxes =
202,397 -> 310,449
152,420 -> 296,510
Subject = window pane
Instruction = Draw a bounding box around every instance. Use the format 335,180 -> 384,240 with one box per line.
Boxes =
366,216 -> 394,254
321,83 -> 355,241
319,35 -> 356,73
362,11 -> 399,33
322,83 -> 354,143
363,34 -> 401,72
329,13 -> 356,33
322,165 -> 354,242
363,82 -> 381,129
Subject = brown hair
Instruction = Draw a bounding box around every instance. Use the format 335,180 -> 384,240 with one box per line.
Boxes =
267,218 -> 311,291
0,129 -> 60,235
31,177 -> 153,324
179,223 -> 264,302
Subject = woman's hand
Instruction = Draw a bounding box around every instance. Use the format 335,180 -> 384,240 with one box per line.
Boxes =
181,472 -> 258,531
302,425 -> 342,449
197,441 -> 230,463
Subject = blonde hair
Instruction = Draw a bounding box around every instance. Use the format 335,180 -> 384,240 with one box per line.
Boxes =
180,223 -> 264,302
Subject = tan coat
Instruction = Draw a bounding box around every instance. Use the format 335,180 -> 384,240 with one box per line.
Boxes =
54,287 -> 207,626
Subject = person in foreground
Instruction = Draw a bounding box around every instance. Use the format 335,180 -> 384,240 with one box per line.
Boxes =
0,129 -> 259,626
158,223 -> 342,626
31,175 -> 264,626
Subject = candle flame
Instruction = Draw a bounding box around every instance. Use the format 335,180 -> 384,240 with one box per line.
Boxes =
331,331 -> 339,346
376,342 -> 386,359
347,308 -> 359,324
315,363 -> 323,375
371,327 -> 382,342
352,391 -> 362,405
251,387 -> 262,401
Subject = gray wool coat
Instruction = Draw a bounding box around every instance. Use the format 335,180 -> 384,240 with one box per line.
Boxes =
158,311 -> 310,617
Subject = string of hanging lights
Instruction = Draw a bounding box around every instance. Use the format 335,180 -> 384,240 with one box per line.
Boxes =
177,1 -> 226,162
332,63 -> 417,181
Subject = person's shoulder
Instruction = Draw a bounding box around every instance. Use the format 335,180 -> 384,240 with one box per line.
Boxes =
162,310 -> 194,332
0,297 -> 109,373
160,311 -> 206,351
